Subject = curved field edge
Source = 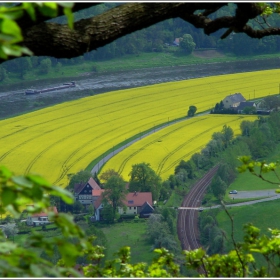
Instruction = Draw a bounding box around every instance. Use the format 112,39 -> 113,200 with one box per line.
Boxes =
101,115 -> 257,181
0,69 -> 278,188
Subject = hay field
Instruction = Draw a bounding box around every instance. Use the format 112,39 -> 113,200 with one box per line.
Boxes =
0,69 -> 278,187
102,115 -> 257,180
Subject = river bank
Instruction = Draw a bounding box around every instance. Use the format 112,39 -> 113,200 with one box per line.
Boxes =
0,53 -> 280,120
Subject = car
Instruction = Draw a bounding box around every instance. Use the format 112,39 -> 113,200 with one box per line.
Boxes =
229,190 -> 238,194
198,207 -> 203,212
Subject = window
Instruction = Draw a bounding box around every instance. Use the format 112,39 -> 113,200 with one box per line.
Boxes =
134,207 -> 136,209
128,200 -> 133,204
129,207 -> 131,210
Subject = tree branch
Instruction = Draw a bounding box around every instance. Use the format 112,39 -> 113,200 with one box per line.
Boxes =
16,3 -> 101,30
1,2 -> 280,63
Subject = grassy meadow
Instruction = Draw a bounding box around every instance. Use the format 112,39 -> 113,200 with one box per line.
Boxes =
0,69 -> 279,187
216,200 -> 280,250
102,115 -> 257,180
99,220 -> 155,264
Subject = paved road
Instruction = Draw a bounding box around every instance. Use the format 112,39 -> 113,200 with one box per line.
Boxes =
91,110 -> 210,174
202,190 -> 280,210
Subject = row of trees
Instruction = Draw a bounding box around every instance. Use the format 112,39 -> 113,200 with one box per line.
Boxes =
3,4 -> 280,80
194,111 -> 280,255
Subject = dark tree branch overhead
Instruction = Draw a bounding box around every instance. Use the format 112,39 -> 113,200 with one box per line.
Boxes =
8,2 -> 280,61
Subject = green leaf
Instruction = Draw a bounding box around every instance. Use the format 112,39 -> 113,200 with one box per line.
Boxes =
57,241 -> 81,266
49,186 -> 74,204
58,3 -> 74,8
63,7 -> 74,29
30,185 -> 44,201
11,176 -> 33,188
2,45 -> 23,57
1,188 -> 17,206
0,166 -> 13,179
1,19 -> 22,39
37,3 -> 58,17
22,3 -> 36,21
0,7 -> 23,20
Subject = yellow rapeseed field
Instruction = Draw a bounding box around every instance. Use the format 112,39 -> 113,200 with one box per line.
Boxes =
0,69 -> 277,187
102,115 -> 257,180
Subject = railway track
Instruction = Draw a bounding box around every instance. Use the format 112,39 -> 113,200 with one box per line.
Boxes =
177,165 -> 219,251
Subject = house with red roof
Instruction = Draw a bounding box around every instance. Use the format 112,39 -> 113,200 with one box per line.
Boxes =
26,206 -> 58,226
74,177 -> 101,208
93,191 -> 154,221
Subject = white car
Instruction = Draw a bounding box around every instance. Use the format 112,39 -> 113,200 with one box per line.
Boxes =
229,190 -> 238,194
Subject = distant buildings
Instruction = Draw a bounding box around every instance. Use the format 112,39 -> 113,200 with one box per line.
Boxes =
73,177 -> 154,222
94,191 -> 154,221
221,93 -> 268,114
222,93 -> 246,109
74,177 -> 101,208
26,206 -> 58,226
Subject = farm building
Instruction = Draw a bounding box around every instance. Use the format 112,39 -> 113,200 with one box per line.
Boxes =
222,93 -> 246,109
93,191 -> 154,221
74,177 -> 101,208
26,206 -> 58,226
236,101 -> 256,114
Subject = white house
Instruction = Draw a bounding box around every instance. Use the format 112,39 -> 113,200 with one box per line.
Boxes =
26,206 -> 58,226
93,191 -> 154,221
222,93 -> 246,109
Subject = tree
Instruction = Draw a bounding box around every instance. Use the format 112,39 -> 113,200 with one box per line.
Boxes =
222,124 -> 234,147
99,169 -> 120,184
179,34 -> 196,54
1,223 -> 18,240
67,170 -> 92,192
263,95 -> 280,110
1,3 -> 280,63
102,175 -> 128,217
211,175 -> 227,200
243,106 -> 256,114
73,200 -> 84,214
187,105 -> 197,117
129,162 -> 162,201
39,58 -> 52,74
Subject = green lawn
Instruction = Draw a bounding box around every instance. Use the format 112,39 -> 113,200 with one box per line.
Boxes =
216,199 -> 280,249
99,220 -> 156,264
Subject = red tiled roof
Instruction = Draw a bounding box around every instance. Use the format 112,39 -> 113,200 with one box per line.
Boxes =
74,177 -> 101,195
32,206 -> 58,217
94,195 -> 103,209
88,177 -> 101,190
74,182 -> 84,194
92,189 -> 104,197
123,192 -> 152,207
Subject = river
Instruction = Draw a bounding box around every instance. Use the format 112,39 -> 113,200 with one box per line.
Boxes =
0,57 -> 279,119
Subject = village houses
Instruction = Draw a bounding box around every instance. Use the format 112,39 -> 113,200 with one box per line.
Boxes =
75,177 -> 154,221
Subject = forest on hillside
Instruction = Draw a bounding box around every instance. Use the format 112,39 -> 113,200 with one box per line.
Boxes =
2,2 -> 280,77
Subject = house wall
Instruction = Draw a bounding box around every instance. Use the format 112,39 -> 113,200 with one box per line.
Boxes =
118,206 -> 138,215
94,204 -> 103,221
223,97 -> 241,109
26,216 -> 50,226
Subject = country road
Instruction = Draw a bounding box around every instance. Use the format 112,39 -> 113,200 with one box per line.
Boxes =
90,110 -> 210,175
